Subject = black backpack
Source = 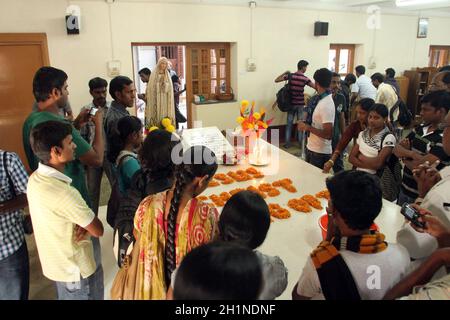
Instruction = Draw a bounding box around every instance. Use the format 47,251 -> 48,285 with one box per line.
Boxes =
376,132 -> 402,202
106,153 -> 137,228
390,99 -> 413,128
276,73 -> 294,112
112,169 -> 173,267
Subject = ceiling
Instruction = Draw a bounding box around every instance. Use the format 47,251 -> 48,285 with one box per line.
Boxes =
81,0 -> 450,16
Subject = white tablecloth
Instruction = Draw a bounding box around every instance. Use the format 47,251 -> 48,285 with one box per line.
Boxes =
100,139 -> 405,300
200,139 -> 406,300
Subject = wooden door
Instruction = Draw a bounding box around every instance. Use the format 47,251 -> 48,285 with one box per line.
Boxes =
0,33 -> 50,171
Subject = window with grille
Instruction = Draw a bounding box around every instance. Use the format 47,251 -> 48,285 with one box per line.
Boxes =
161,46 -> 177,59
186,43 -> 231,102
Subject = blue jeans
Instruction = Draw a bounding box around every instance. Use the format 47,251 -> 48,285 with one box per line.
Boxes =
0,241 -> 29,300
285,105 -> 304,145
55,237 -> 104,300
305,149 -> 331,170
397,188 -> 417,206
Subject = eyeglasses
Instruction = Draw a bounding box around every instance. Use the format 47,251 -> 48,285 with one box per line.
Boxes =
437,122 -> 450,130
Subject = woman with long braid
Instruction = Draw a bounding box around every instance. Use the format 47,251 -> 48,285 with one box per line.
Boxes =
132,145 -> 219,299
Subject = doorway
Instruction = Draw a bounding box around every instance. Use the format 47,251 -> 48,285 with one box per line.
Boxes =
132,44 -> 187,129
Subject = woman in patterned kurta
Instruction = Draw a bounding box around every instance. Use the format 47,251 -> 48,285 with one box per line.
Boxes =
133,146 -> 218,299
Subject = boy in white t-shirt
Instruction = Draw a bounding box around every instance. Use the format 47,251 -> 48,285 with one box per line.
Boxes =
27,121 -> 104,300
292,171 -> 410,300
298,68 -> 335,169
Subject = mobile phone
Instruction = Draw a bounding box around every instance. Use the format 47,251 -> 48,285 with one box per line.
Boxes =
89,107 -> 98,116
400,203 -> 426,228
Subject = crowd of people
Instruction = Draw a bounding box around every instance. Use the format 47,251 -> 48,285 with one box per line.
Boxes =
0,60 -> 450,301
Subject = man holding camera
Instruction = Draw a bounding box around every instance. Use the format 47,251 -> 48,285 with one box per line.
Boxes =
396,107 -> 450,263
385,206 -> 450,300
80,77 -> 113,215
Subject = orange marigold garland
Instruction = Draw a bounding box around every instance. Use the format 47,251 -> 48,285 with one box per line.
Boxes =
301,195 -> 323,210
288,198 -> 312,213
268,203 -> 291,219
267,189 -> 281,197
245,167 -> 258,174
246,185 -> 267,199
209,194 -> 225,207
214,173 -> 227,181
315,189 -> 330,200
220,192 -> 231,202
208,180 -> 220,187
272,178 -> 297,193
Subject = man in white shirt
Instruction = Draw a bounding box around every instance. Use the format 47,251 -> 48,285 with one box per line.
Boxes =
371,73 -> 399,122
298,68 -> 335,169
397,109 -> 450,260
351,65 -> 377,105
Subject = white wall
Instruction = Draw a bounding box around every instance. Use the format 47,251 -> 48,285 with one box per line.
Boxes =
1,0 -> 449,129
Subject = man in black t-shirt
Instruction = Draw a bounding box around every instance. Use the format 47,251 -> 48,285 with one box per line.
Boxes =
393,90 -> 450,205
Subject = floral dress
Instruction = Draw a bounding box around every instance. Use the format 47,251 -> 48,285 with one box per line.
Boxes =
133,191 -> 218,299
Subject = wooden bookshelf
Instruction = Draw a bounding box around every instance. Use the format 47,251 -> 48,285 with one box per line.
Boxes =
403,67 -> 438,116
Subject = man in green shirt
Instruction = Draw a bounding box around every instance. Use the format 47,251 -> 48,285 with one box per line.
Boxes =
22,66 -> 106,298
23,67 -> 105,208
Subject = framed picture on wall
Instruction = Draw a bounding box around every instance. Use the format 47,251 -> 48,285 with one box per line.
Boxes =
417,18 -> 428,38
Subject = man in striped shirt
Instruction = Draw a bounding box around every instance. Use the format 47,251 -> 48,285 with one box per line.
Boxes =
275,60 -> 316,149
393,90 -> 450,205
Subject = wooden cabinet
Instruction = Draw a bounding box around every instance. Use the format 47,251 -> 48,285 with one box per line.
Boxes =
395,76 -> 409,103
403,67 -> 438,116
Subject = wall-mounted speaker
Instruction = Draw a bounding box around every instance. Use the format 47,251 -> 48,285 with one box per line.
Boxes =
314,22 -> 329,36
66,15 -> 80,35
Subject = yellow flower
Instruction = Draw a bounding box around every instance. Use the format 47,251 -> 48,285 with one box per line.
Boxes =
247,123 -> 254,130
166,125 -> 176,133
149,126 -> 159,132
161,118 -> 171,128
236,116 -> 245,124
253,112 -> 261,120
262,122 -> 268,129
241,100 -> 249,108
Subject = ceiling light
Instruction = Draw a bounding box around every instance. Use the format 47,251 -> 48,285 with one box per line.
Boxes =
396,0 -> 449,7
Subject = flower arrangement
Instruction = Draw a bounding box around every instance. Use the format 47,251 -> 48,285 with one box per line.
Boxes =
236,100 -> 273,138
145,117 -> 176,135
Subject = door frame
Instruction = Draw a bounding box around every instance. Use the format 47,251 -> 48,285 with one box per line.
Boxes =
131,42 -> 231,129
